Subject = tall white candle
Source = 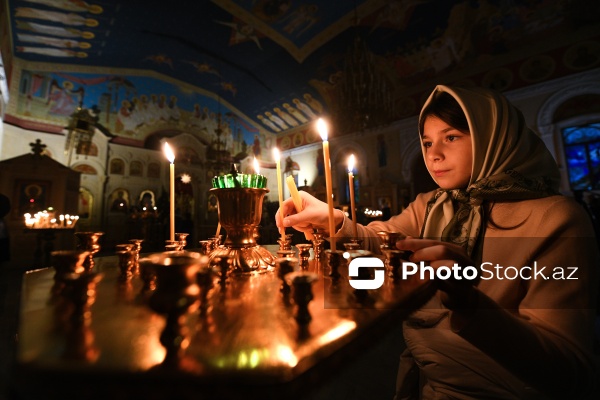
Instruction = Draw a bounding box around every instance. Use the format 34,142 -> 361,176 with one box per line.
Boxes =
273,148 -> 284,207
273,147 -> 285,240
317,118 -> 336,251
163,142 -> 176,241
347,154 -> 358,238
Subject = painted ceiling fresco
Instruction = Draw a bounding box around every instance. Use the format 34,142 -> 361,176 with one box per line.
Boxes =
3,0 -> 600,151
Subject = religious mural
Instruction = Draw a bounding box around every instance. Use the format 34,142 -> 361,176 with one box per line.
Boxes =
4,0 -> 600,152
13,68 -> 266,155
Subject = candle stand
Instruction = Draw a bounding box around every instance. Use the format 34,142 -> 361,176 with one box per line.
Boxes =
207,187 -> 275,274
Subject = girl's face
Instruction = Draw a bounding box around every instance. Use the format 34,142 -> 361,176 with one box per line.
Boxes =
422,116 -> 472,189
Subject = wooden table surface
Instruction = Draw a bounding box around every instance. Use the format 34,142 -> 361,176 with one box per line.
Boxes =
10,245 -> 435,400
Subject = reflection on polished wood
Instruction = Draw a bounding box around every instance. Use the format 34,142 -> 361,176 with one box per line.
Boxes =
12,245 -> 435,399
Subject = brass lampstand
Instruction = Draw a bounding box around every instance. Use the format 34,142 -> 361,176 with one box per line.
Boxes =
207,187 -> 275,274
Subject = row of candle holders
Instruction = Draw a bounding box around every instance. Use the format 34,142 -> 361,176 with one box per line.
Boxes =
47,229 -> 408,367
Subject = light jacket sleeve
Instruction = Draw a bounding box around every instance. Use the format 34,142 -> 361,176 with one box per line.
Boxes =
335,191 -> 433,253
453,197 -> 599,398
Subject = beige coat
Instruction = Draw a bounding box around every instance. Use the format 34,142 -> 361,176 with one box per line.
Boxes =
337,190 -> 599,399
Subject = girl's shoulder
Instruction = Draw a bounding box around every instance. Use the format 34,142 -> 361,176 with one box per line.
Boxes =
489,195 -> 593,234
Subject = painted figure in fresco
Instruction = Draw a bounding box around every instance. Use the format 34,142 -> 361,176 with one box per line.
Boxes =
147,94 -> 159,123
115,99 -> 137,134
17,33 -> 90,50
16,20 -> 94,39
252,135 -> 262,158
316,148 -> 324,176
302,93 -> 323,114
215,20 -> 263,50
23,0 -> 103,14
47,80 -> 83,116
157,94 -> 169,121
292,98 -> 317,119
257,115 -> 281,132
17,46 -> 87,58
283,102 -> 308,123
15,7 -> 99,27
183,60 -> 222,76
168,95 -> 181,121
110,190 -> 128,213
265,111 -> 289,130
274,107 -> 298,127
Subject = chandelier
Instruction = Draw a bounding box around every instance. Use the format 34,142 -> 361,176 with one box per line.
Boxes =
64,106 -> 99,165
335,35 -> 394,133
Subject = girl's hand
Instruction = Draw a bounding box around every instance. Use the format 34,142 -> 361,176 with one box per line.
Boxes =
275,191 -> 344,237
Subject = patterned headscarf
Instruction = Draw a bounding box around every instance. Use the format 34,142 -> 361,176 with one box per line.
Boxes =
420,85 -> 560,261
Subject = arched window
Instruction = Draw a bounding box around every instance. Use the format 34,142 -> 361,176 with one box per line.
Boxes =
110,158 -> 125,175
562,122 -> 600,191
130,160 -> 143,177
72,164 -> 97,175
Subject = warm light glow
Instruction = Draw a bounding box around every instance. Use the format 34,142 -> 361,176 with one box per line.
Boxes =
253,157 -> 260,174
163,142 -> 175,163
347,154 -> 355,173
317,118 -> 328,141
314,321 -> 356,347
180,173 -> 191,184
272,147 -> 280,163
24,210 -> 79,229
364,208 -> 383,217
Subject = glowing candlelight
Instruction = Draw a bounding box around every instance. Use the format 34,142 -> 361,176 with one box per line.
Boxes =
163,141 -> 176,241
317,118 -> 336,251
347,154 -> 358,238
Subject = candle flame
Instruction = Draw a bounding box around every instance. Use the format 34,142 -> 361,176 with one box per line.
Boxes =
272,147 -> 280,161
253,157 -> 260,174
317,118 -> 328,141
163,142 -> 175,163
347,154 -> 355,173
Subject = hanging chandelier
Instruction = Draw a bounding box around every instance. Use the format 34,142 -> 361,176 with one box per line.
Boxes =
335,35 -> 394,134
64,106 -> 99,165
206,96 -> 233,174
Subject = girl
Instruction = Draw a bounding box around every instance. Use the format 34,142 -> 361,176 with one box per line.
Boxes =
276,85 -> 598,399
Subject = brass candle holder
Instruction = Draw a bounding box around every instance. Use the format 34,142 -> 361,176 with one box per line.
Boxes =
75,231 -> 104,272
207,187 -> 275,274
141,251 -> 202,369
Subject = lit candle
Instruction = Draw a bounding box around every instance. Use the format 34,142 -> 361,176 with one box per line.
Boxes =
252,157 -> 265,187
347,154 -> 358,238
286,175 -> 303,213
317,118 -> 336,251
286,175 -> 314,241
273,148 -> 284,208
273,147 -> 285,241
163,142 -> 176,241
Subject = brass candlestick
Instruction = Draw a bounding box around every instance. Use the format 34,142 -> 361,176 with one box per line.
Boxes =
75,232 -> 104,272
141,251 -> 202,369
50,250 -> 90,297
207,188 -> 275,274
175,232 -> 189,250
376,231 -> 404,267
295,244 -> 312,271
